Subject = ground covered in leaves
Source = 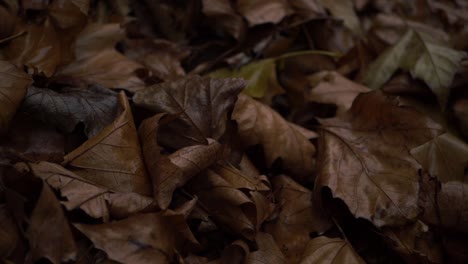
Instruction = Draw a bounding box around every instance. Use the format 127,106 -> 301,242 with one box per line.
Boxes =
1,0 -> 468,263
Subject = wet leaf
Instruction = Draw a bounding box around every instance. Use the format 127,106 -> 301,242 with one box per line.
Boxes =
134,76 -> 245,149
299,236 -> 365,264
317,91 -> 443,226
233,94 -> 317,181
21,85 -> 119,137
0,61 -> 32,134
364,28 -> 465,108
63,92 -> 151,195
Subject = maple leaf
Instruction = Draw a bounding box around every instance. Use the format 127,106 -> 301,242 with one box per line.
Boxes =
134,75 -> 245,149
364,28 -> 465,108
317,90 -> 443,226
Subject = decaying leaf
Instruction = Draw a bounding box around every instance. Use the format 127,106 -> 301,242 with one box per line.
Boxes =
233,93 -> 317,181
75,208 -> 199,264
63,92 -> 151,195
0,61 -> 32,134
134,75 -> 245,149
364,28 -> 465,108
317,91 -> 442,226
299,236 -> 365,264
411,133 -> 468,182
307,71 -> 369,115
21,85 -> 119,137
265,175 -> 331,263
57,23 -> 145,92
18,162 -> 153,221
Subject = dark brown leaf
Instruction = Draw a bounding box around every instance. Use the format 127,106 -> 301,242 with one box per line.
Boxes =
317,91 -> 443,226
63,92 -> 151,195
134,75 -> 245,149
247,232 -> 287,264
299,236 -> 365,264
236,0 -> 293,26
21,85 -> 119,137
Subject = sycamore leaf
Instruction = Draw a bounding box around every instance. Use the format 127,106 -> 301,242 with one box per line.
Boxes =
265,175 -> 331,263
299,236 -> 365,264
247,233 -> 287,264
134,75 -> 245,149
320,0 -> 363,36
209,59 -> 284,100
63,92 -> 151,195
317,91 -> 442,227
411,133 -> 468,183
21,85 -> 119,138
19,162 -> 154,221
233,94 -> 317,181
0,61 -> 32,134
75,208 -> 199,264
364,28 -> 465,108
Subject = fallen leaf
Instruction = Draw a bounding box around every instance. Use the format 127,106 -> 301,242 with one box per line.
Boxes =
5,18 -> 61,77
220,240 -> 250,264
48,0 -> 89,29
265,175 -> 331,263
0,204 -> 20,259
75,208 -> 199,264
123,38 -> 190,81
317,91 -> 442,227
320,0 -> 363,36
233,94 -> 317,181
288,0 -> 325,19
0,61 -> 32,134
209,58 -> 285,100
134,75 -> 245,149
21,85 -> 119,138
453,97 -> 468,139
188,169 -> 257,239
63,92 -> 151,195
434,181 -> 468,234
299,236 -> 365,264
19,161 -> 153,221
307,71 -> 369,116
201,0 -> 245,40
57,23 -> 145,92
383,221 -> 443,263
27,183 -> 77,264
364,28 -> 465,108
410,133 -> 468,182
247,232 -> 287,264
236,0 -> 293,26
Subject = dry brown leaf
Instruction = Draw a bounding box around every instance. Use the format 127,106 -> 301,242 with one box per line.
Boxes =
57,23 -> 145,92
18,161 -> 153,221
236,0 -> 293,26
317,91 -> 443,227
63,92 -> 151,195
220,240 -> 250,264
75,206 -> 199,264
288,0 -> 325,19
299,236 -> 365,264
0,61 -> 32,134
123,39 -> 190,81
188,169 -> 256,239
265,175 -> 331,263
139,114 -> 222,209
434,182 -> 468,234
411,133 -> 468,183
202,0 -> 245,40
233,93 -> 317,181
307,71 -> 369,116
134,75 -> 245,149
247,232 -> 287,264
383,221 -> 443,263
27,183 -> 77,264
48,0 -> 88,29
5,18 -> 61,77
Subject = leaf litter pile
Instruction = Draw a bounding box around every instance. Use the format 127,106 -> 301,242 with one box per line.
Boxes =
1,0 -> 468,263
